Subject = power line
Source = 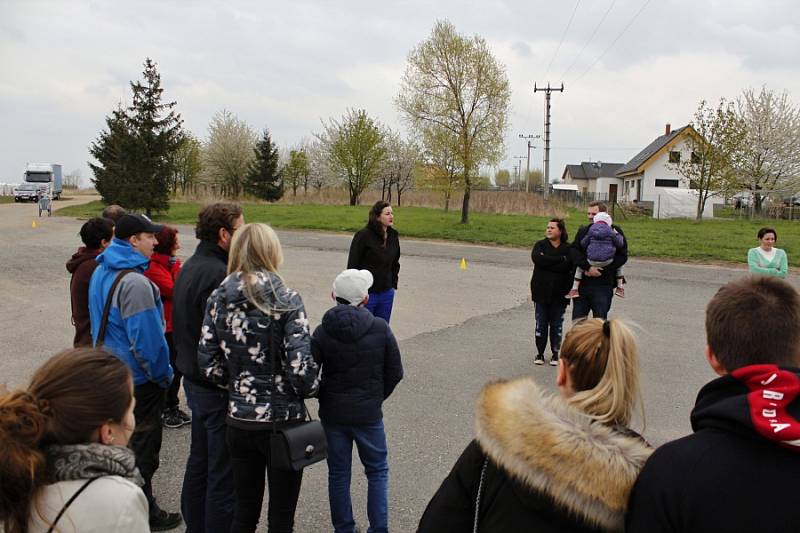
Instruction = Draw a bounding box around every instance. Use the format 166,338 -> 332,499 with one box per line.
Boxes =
559,0 -> 617,81
544,0 -> 581,80
571,0 -> 653,85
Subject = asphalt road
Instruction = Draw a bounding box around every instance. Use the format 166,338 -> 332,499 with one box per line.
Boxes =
0,197 -> 782,532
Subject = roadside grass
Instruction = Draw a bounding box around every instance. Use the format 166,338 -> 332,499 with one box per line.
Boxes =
0,196 -> 15,204
56,200 -> 800,266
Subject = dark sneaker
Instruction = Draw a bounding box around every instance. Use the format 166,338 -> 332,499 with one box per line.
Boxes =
149,505 -> 182,531
162,408 -> 183,429
534,354 -> 545,365
175,407 -> 191,425
549,354 -> 559,366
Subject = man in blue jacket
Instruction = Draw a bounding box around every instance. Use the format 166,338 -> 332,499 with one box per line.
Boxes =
312,269 -> 404,533
89,213 -> 181,531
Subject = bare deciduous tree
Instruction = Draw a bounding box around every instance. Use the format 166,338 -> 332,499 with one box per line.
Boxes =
317,109 -> 386,205
201,109 -> 257,198
735,87 -> 800,211
396,19 -> 511,223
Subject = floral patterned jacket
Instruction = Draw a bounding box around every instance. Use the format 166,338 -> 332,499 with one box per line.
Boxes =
198,270 -> 320,427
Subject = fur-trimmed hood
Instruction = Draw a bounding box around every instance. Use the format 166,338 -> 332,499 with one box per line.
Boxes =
475,376 -> 652,531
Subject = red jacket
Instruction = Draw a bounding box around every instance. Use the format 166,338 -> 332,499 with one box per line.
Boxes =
145,253 -> 182,332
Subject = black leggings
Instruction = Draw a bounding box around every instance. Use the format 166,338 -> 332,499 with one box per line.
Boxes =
226,426 -> 304,533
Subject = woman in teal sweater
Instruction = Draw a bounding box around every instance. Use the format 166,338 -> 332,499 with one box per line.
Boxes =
748,227 -> 788,277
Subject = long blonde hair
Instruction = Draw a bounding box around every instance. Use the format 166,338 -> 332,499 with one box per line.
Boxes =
560,318 -> 643,427
227,223 -> 291,315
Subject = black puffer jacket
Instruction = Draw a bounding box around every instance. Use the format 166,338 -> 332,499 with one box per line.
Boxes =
198,270 -> 320,428
347,226 -> 400,293
530,238 -> 572,304
312,304 -> 403,426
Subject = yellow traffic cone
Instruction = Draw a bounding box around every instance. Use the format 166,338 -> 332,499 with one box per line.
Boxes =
32,220 -> 37,228
460,257 -> 467,270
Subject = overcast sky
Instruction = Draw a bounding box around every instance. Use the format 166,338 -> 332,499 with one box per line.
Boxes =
2,0 -> 799,188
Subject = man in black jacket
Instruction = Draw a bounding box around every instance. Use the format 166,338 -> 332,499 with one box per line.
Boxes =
172,203 -> 243,533
569,201 -> 627,320
312,268 -> 404,533
626,276 -> 800,532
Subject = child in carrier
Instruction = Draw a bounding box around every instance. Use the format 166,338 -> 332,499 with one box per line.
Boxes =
567,211 -> 626,299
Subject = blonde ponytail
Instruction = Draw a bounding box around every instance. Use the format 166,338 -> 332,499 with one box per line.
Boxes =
560,318 -> 643,427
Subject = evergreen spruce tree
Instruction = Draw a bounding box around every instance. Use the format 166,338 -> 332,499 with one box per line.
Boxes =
89,104 -> 136,206
89,58 -> 183,215
247,128 -> 283,201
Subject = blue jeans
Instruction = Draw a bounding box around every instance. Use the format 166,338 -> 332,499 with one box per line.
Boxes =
534,301 -> 567,356
324,421 -> 389,533
365,288 -> 395,323
572,284 -> 614,320
182,381 -> 234,533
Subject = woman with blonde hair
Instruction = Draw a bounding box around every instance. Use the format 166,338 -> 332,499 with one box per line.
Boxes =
198,223 -> 320,533
418,318 -> 651,532
0,348 -> 148,533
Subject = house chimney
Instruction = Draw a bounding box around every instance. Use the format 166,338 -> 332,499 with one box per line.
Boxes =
665,123 -> 671,135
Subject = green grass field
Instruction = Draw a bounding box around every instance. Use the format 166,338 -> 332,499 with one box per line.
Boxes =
55,200 -> 799,266
0,196 -> 16,204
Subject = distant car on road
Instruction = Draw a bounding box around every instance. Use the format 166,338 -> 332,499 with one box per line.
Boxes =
14,183 -> 46,202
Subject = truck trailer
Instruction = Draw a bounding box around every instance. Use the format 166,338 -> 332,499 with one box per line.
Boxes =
24,163 -> 63,200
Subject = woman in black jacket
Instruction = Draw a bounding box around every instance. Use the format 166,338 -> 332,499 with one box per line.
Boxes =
530,218 -> 573,366
347,201 -> 400,323
418,318 -> 651,533
198,223 -> 320,533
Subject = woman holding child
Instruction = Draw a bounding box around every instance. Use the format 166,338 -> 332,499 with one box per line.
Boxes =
418,318 -> 652,532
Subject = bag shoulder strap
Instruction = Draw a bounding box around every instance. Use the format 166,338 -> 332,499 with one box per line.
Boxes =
46,477 -> 100,533
97,269 -> 135,346
473,456 -> 489,533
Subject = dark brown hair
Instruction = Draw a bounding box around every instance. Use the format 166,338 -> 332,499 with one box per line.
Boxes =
154,225 -> 179,255
367,201 -> 392,235
706,277 -> 800,371
757,227 -> 777,241
0,348 -> 132,533
79,217 -> 114,249
196,203 -> 243,243
588,201 -> 608,212
548,218 -> 569,243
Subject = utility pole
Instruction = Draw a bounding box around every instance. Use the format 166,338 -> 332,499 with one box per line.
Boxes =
533,82 -> 564,199
518,134 -> 541,192
513,156 -> 526,191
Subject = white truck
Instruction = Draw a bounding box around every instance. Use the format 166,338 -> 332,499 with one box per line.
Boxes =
23,163 -> 63,200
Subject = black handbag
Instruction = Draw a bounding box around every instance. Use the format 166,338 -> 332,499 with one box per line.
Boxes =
267,318 -> 327,471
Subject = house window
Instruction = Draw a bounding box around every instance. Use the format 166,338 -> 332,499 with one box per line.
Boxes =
691,151 -> 701,164
655,179 -> 680,188
668,151 -> 681,163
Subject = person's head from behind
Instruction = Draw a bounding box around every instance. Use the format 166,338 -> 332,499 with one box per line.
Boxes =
757,227 -> 777,250
114,214 -> 163,259
101,204 -> 127,223
368,201 -> 393,234
557,318 -> 641,427
196,202 -> 244,251
228,223 -> 283,276
79,217 -> 114,250
153,225 -> 180,256
0,348 -> 134,533
332,269 -> 373,307
705,277 -> 800,374
587,201 -> 608,223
